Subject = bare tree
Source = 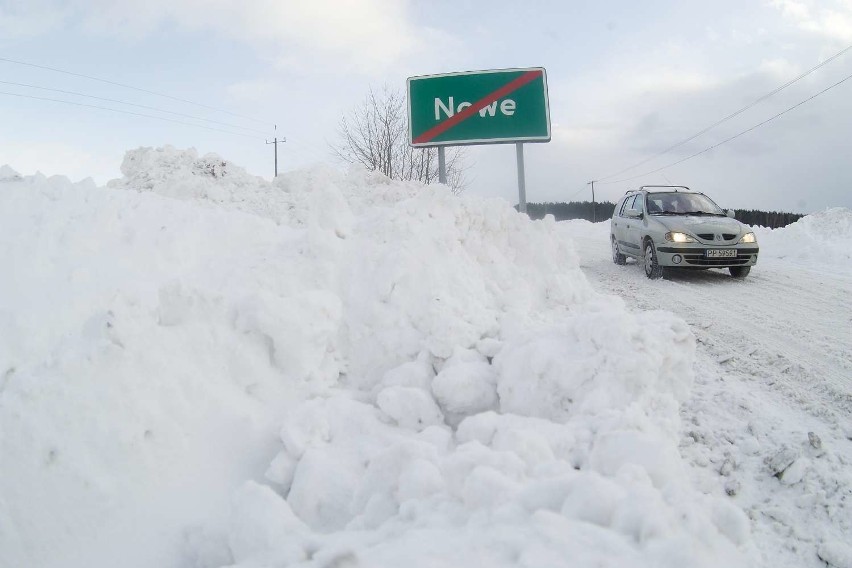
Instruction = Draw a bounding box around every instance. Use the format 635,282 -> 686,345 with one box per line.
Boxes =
332,86 -> 467,193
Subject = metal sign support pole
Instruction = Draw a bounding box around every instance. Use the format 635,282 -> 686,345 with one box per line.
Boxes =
438,146 -> 447,184
516,142 -> 527,214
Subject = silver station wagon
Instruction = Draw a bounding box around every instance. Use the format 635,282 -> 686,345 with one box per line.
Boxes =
610,186 -> 759,279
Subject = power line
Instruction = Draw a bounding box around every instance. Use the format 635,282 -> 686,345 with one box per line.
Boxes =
598,68 -> 852,185
596,42 -> 852,182
0,56 -> 270,126
0,80 -> 272,136
567,184 -> 589,200
0,90 -> 265,140
288,135 -> 333,162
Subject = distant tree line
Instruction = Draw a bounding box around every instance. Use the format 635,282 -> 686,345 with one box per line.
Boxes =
524,201 -> 803,229
730,209 -> 804,228
525,201 -> 616,223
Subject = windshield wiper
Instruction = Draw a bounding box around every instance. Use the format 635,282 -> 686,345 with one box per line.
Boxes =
652,211 -> 682,215
682,211 -> 723,216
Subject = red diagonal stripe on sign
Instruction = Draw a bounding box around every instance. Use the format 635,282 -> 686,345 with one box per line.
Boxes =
412,69 -> 542,145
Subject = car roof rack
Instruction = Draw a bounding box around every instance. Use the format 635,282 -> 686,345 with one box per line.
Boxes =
638,185 -> 691,192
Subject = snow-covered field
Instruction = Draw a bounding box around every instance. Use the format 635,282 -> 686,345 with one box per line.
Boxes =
1,147 -> 850,568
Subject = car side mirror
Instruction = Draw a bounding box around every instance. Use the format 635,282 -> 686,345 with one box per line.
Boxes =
626,208 -> 643,219
726,210 -> 735,218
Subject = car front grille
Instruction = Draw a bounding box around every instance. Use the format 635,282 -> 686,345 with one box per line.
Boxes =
683,253 -> 753,266
696,233 -> 738,241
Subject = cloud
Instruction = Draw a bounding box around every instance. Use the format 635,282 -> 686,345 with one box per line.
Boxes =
493,7 -> 852,211
757,57 -> 802,78
5,0 -> 428,73
225,78 -> 283,105
770,0 -> 852,42
0,0 -> 69,38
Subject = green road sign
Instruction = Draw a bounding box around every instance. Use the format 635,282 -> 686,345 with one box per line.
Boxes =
407,67 -> 550,147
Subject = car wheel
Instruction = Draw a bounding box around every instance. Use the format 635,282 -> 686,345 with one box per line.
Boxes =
612,237 -> 626,265
729,266 -> 751,278
644,241 -> 664,279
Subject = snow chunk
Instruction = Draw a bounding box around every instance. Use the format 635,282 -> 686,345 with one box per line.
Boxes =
765,446 -> 799,476
819,540 -> 852,568
778,457 -> 809,485
233,290 -> 342,382
229,481 -> 309,565
589,430 -> 684,489
710,500 -> 751,546
560,472 -> 627,527
431,349 -> 498,418
376,386 -> 444,431
495,310 -> 694,422
377,352 -> 435,392
288,446 -> 364,531
112,145 -> 258,194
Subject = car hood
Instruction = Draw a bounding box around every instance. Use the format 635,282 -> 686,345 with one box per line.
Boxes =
653,215 -> 747,236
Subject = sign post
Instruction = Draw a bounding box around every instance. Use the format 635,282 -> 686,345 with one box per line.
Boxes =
407,67 -> 550,210
516,143 -> 527,213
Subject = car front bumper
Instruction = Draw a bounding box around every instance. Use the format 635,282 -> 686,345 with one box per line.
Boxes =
656,245 -> 759,268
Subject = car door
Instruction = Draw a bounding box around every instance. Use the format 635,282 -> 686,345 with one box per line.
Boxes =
612,195 -> 632,251
620,195 -> 644,255
612,196 -> 627,245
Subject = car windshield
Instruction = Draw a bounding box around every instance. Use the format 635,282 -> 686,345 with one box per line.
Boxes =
645,192 -> 724,215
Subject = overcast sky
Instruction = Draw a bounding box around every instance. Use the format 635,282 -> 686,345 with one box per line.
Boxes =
2,0 -> 851,212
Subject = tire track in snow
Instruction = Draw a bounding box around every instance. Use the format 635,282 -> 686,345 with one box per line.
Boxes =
560,223 -> 852,568
567,228 -> 852,421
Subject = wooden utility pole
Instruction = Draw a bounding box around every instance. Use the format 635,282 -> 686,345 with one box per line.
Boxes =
265,125 -> 286,177
588,180 -> 596,222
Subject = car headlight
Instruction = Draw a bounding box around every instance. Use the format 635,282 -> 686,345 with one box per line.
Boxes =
665,231 -> 695,243
739,232 -> 757,243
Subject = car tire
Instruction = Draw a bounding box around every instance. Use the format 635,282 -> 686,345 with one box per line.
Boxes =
729,266 -> 751,278
644,240 -> 664,280
612,237 -> 626,265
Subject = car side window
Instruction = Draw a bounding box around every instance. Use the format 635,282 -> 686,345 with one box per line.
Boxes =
620,195 -> 635,217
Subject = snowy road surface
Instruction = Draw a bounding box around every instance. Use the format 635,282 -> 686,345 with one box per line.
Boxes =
559,219 -> 852,568
560,221 -> 852,419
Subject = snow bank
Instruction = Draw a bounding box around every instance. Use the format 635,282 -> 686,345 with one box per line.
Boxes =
753,208 -> 852,275
1,148 -> 752,568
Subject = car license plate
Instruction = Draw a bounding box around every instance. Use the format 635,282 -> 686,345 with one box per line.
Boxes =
706,249 -> 737,258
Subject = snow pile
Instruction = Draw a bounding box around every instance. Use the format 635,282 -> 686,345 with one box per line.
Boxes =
0,164 -> 23,181
108,145 -> 428,227
754,208 -> 852,274
1,148 -> 752,568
